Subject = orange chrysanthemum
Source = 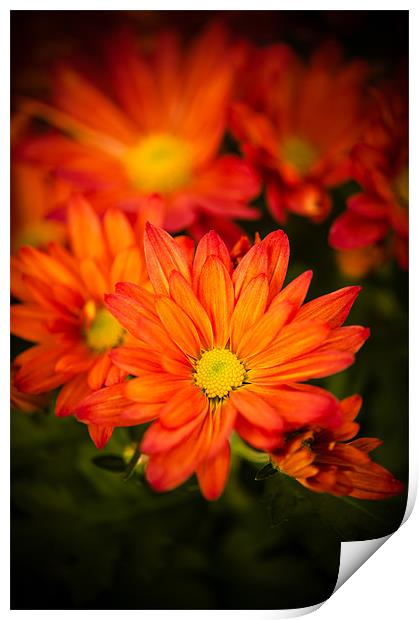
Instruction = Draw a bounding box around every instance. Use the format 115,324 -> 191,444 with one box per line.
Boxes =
11,162 -> 69,253
230,42 -> 369,223
16,24 -> 260,237
329,82 -> 408,272
11,195 -> 152,447
270,393 -> 403,499
75,223 -> 369,500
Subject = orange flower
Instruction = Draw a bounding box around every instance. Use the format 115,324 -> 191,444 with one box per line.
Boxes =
270,394 -> 403,499
329,82 -> 408,270
11,162 -> 69,253
11,195 -> 152,448
16,24 -> 260,237
75,223 -> 369,500
230,42 -> 369,223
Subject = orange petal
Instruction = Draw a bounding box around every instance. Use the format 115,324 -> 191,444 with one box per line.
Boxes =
249,321 -> 330,369
155,296 -> 201,358
230,274 -> 269,351
103,208 -> 135,255
235,414 -> 283,451
110,345 -> 162,375
11,304 -> 52,342
236,300 -> 294,360
141,412 -> 207,454
229,389 -> 284,432
270,270 -> 313,315
196,443 -> 231,500
159,385 -> 209,428
198,256 -> 233,348
124,375 -> 190,404
250,350 -> 354,384
260,230 -> 290,301
169,271 -> 213,349
319,326 -> 370,354
192,230 -> 231,291
68,195 -> 106,261
14,344 -> 74,393
144,222 -> 191,295
295,286 -> 361,328
80,258 -> 109,300
55,374 -> 92,417
75,384 -> 132,424
88,424 -> 114,449
232,242 -> 268,299
87,354 -> 113,390
110,247 -> 145,287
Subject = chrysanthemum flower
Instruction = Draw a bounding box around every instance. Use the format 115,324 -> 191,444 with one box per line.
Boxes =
75,223 -> 369,500
11,195 -> 151,447
230,42 -> 369,223
11,162 -> 69,253
16,24 -> 260,237
270,393 -> 403,499
329,83 -> 408,272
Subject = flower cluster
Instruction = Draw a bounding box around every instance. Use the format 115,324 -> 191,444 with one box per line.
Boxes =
10,22 -> 404,503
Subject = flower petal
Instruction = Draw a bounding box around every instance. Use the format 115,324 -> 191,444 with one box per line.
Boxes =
144,222 -> 191,295
198,256 -> 234,348
230,274 -> 269,352
196,443 -> 231,500
155,296 -> 201,357
295,286 -> 361,328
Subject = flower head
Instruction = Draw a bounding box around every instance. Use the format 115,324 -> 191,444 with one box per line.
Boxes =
11,195 -> 150,447
75,223 -> 369,500
16,24 -> 260,238
270,393 -> 403,499
329,81 -> 408,273
230,42 -> 369,223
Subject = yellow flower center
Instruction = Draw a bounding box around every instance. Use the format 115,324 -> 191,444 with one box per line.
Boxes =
124,133 -> 193,194
85,307 -> 125,353
194,348 -> 246,399
281,136 -> 317,174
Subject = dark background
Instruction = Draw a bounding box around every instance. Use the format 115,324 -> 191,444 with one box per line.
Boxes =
11,10 -> 408,610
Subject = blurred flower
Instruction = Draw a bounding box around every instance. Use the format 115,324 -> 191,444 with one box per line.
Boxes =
329,81 -> 408,271
270,393 -> 403,499
11,368 -> 51,414
15,24 -> 260,238
11,162 -> 69,253
230,41 -> 369,223
75,223 -> 369,500
335,246 -> 385,279
11,195 -> 151,448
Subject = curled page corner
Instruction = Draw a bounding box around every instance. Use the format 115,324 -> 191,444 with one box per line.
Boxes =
333,535 -> 391,593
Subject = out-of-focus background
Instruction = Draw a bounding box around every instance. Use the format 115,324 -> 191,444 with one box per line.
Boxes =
11,10 -> 408,610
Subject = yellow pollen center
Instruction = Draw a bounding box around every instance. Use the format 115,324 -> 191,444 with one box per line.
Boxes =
281,136 -> 317,174
124,133 -> 193,194
85,308 -> 125,353
194,348 -> 246,399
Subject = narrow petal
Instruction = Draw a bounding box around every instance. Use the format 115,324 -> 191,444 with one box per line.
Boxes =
230,274 -> 269,352
250,350 -> 354,383
103,208 -> 135,255
329,210 -> 388,250
198,256 -> 234,347
55,374 -> 92,417
141,412 -> 207,454
270,270 -> 313,315
159,385 -> 209,428
87,354 -> 113,390
229,389 -> 284,432
249,321 -> 330,369
232,242 -> 268,299
124,375 -> 190,404
192,230 -> 231,291
155,296 -> 201,358
235,415 -> 283,451
68,195 -> 106,261
196,443 -> 231,500
75,384 -> 132,422
260,230 -> 290,301
169,271 -> 213,349
236,300 -> 294,360
319,326 -> 370,354
110,247 -> 145,287
88,424 -> 114,449
295,286 -> 361,328
144,222 -> 191,295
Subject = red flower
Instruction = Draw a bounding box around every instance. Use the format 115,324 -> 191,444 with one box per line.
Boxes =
230,42 -> 369,223
75,223 -> 369,500
329,81 -> 408,272
270,393 -> 403,499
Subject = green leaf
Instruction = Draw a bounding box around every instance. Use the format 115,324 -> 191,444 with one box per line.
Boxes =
255,462 -> 278,481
